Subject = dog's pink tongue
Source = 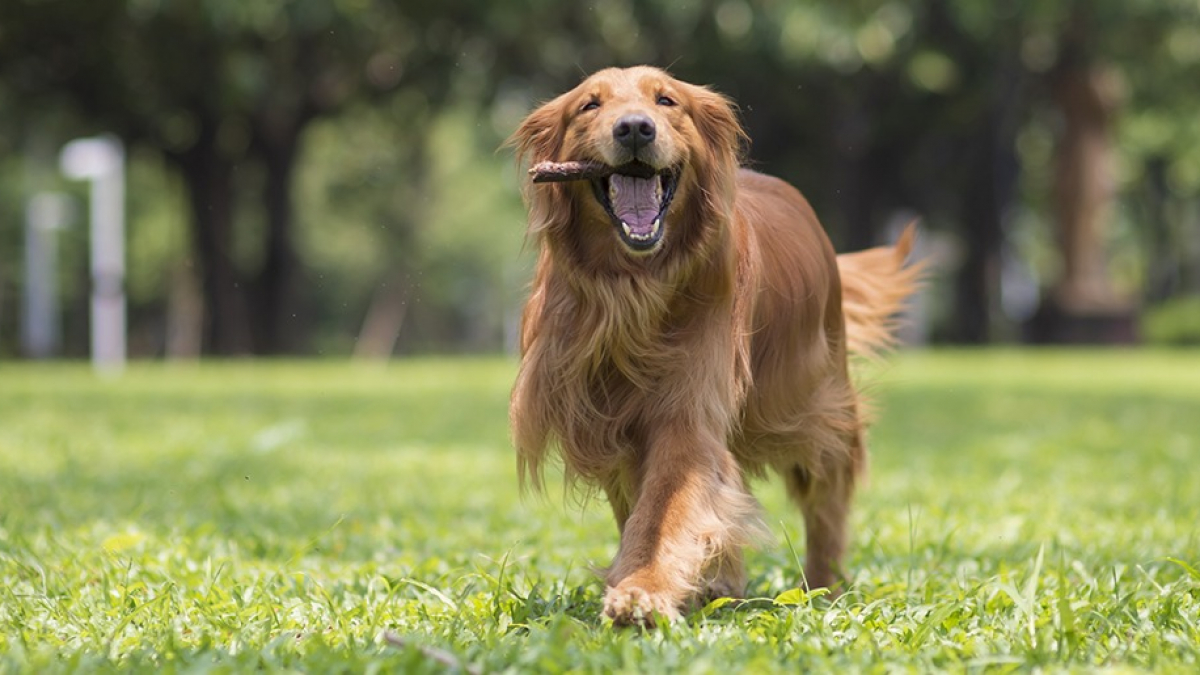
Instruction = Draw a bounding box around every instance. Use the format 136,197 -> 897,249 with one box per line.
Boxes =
610,174 -> 660,234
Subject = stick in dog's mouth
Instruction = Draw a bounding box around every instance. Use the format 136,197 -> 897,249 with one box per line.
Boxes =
529,160 -> 657,183
529,160 -> 679,252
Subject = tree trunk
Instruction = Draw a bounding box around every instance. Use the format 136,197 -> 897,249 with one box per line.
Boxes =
954,124 -> 1006,343
954,69 -> 1022,343
255,133 -> 303,354
1050,65 -> 1122,312
353,271 -> 410,360
835,99 -> 876,252
172,121 -> 254,355
1026,25 -> 1137,344
1142,157 -> 1175,303
165,262 -> 203,359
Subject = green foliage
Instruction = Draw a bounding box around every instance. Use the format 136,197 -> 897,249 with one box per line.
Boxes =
4,1 -> 1200,351
1,351 -> 1198,671
1143,296 -> 1200,346
124,150 -> 190,306
295,99 -> 530,353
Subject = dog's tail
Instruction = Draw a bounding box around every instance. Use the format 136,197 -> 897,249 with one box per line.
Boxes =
836,223 -> 923,358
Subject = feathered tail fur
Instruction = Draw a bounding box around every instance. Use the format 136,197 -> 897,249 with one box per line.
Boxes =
837,224 -> 923,358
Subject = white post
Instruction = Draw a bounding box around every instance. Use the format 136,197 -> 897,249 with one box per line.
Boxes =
22,193 -> 73,358
60,135 -> 126,374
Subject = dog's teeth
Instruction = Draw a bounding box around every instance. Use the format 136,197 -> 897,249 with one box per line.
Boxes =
655,177 -> 663,201
609,180 -> 618,202
621,221 -> 658,242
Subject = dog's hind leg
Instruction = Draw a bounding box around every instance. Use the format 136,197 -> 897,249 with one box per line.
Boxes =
602,479 -> 633,534
777,403 -> 864,588
698,545 -> 747,605
784,442 -> 861,592
785,464 -> 850,592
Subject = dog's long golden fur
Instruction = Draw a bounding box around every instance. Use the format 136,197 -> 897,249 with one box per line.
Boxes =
509,66 -> 920,626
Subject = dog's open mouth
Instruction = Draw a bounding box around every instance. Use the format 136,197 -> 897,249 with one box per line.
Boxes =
591,163 -> 680,252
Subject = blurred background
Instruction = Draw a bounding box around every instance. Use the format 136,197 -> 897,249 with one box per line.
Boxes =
1,0 -> 1198,359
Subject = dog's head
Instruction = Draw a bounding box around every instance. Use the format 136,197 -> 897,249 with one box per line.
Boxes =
511,67 -> 744,258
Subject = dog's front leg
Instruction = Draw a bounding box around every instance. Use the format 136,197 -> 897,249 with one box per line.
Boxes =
602,423 -> 761,627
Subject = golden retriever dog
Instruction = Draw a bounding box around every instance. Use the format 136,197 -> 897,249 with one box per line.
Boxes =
509,66 -> 920,626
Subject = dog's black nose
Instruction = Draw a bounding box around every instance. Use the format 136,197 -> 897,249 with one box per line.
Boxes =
613,114 -> 656,150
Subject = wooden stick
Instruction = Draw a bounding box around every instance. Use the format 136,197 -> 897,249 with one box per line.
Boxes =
529,160 -> 656,183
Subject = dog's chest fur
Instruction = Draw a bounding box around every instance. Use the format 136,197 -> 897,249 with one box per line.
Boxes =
530,266 -> 748,466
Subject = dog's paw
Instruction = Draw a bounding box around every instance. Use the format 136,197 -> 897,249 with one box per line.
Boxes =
602,584 -> 681,628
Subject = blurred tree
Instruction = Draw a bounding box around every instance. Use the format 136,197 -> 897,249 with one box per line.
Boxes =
0,0 -> 470,354
1102,2 -> 1200,305
479,0 -> 1028,341
2,0 -> 1198,354
1017,0 -> 1200,341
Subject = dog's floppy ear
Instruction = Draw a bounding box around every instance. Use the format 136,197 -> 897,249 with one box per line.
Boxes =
507,91 -> 571,167
686,84 -> 747,162
507,91 -> 576,234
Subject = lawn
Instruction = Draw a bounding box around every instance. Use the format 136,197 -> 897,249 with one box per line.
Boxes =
1,351 -> 1197,672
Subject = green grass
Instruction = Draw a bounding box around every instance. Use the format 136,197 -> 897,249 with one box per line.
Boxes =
1,351 -> 1198,672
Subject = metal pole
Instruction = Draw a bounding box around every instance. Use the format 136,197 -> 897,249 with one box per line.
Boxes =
22,193 -> 72,358
61,135 -> 126,374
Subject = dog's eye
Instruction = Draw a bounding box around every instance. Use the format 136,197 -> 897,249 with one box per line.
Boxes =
656,95 -> 677,107
580,99 -> 600,112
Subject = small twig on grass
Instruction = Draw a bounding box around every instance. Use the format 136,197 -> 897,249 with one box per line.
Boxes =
382,632 -> 481,675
